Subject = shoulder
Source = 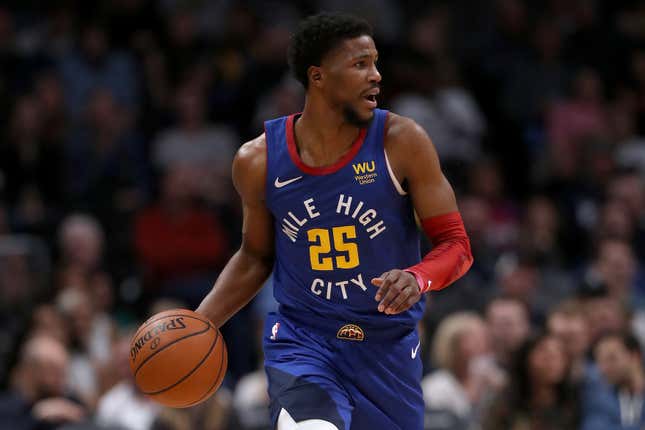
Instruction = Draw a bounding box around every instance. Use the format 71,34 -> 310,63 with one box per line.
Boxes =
235,134 -> 266,169
383,112 -> 440,181
384,112 -> 433,149
233,134 -> 267,201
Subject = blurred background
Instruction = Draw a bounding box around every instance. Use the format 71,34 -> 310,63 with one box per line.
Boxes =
0,0 -> 644,429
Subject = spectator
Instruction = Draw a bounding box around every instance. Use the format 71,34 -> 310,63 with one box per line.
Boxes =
579,285 -> 631,346
547,299 -> 592,383
607,170 -> 645,228
482,333 -> 579,429
0,335 -> 86,430
65,88 -> 150,222
517,195 -> 562,264
152,83 -> 238,207
468,158 -> 519,251
596,199 -> 636,244
233,369 -> 271,430
28,304 -> 69,346
612,94 -> 645,176
95,329 -> 161,430
605,170 -> 645,259
160,8 -> 209,87
58,21 -> 140,119
391,59 -> 486,167
57,213 -> 105,279
585,237 -> 645,309
134,166 -> 230,308
485,296 -> 531,370
56,287 -> 113,409
499,15 -> 570,126
494,253 -> 545,321
0,236 -> 51,386
0,93 -> 64,235
151,387 -> 235,430
582,333 -> 645,430
547,67 -> 610,180
252,75 -> 304,135
516,195 -> 576,305
34,71 -> 68,149
459,195 -> 498,279
422,312 -> 506,429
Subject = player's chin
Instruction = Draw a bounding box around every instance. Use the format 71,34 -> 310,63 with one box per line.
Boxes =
355,110 -> 374,127
356,102 -> 377,121
344,103 -> 374,127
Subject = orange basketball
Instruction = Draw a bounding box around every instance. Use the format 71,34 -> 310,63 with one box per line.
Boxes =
129,309 -> 227,408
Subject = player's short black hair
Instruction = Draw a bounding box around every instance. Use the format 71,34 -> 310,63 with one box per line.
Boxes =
288,12 -> 373,88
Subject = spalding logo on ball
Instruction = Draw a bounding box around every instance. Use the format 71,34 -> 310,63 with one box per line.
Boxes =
129,309 -> 228,408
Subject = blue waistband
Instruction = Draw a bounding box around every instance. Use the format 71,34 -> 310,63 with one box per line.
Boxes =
276,305 -> 415,343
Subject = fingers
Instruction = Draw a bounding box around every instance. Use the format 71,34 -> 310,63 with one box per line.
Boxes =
372,270 -> 398,312
384,284 -> 412,313
390,290 -> 420,314
378,276 -> 403,313
372,270 -> 421,314
371,271 -> 392,302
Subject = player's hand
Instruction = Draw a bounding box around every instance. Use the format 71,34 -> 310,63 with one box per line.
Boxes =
371,270 -> 422,314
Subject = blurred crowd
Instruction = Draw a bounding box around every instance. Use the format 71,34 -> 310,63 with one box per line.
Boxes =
0,0 -> 644,429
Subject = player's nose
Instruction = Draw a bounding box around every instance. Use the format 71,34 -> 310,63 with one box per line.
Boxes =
369,64 -> 381,83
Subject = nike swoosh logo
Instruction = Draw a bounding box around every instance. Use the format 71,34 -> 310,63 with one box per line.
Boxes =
274,176 -> 303,188
411,340 -> 421,359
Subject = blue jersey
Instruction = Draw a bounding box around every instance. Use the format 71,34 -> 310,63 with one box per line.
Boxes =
264,109 -> 424,332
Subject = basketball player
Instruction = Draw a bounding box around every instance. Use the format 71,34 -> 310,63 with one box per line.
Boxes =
197,13 -> 473,430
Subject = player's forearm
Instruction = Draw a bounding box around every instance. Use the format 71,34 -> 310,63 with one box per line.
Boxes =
405,211 -> 473,293
196,248 -> 273,328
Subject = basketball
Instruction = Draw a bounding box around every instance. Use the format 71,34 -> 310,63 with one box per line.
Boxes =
129,309 -> 227,408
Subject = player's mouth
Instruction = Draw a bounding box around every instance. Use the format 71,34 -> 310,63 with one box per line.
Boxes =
361,88 -> 379,109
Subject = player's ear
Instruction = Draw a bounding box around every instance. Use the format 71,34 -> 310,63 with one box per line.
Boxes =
308,65 -> 323,88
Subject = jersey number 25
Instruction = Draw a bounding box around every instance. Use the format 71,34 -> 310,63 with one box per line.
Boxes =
307,226 -> 360,271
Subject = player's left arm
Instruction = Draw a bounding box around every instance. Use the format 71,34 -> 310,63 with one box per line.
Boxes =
372,114 -> 473,314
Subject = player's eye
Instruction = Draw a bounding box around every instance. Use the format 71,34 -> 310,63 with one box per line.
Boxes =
355,61 -> 365,68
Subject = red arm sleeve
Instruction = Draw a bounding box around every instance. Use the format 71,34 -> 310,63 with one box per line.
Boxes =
405,211 -> 473,293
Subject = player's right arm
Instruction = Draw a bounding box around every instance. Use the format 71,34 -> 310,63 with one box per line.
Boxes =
196,135 -> 275,328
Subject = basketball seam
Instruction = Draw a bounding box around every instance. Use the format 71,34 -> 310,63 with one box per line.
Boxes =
134,320 -> 212,376
182,337 -> 227,407
132,313 -> 208,341
140,329 -> 219,395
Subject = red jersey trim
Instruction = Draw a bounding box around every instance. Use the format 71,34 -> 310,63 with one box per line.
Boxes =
286,114 -> 367,176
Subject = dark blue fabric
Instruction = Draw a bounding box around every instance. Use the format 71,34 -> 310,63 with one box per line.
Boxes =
263,109 -> 424,331
581,364 -> 645,430
266,366 -> 347,430
263,311 -> 424,430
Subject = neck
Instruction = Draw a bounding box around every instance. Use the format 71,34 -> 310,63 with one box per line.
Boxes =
295,96 -> 361,166
531,384 -> 557,408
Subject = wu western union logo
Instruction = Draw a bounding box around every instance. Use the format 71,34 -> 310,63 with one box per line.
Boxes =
337,324 -> 365,341
352,161 -> 375,174
352,161 -> 377,185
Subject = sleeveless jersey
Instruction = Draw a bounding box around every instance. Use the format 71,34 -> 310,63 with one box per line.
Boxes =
264,109 -> 425,330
